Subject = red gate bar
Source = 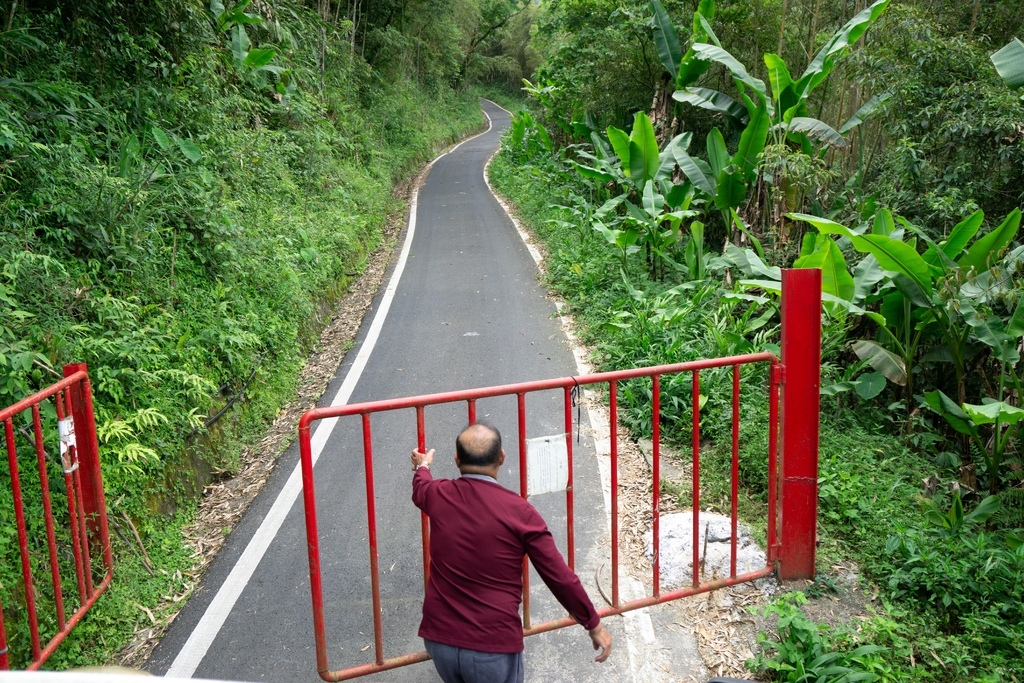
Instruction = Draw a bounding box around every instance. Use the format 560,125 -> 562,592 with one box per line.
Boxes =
0,365 -> 113,670
609,380 -> 619,608
298,351 -> 782,681
779,269 -> 822,580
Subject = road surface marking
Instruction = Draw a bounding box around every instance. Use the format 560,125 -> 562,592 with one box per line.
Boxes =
166,106 -> 497,679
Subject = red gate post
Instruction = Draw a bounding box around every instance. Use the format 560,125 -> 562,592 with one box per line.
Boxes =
62,364 -> 111,561
779,269 -> 821,580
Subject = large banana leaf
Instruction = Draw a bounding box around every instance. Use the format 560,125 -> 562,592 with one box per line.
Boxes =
691,43 -> 768,107
991,38 -> 1024,89
872,208 -> 895,236
763,53 -> 793,97
1008,299 -> 1024,339
794,0 -> 890,100
963,401 -> 1024,425
642,180 -> 664,218
693,0 -> 715,34
650,0 -> 682,78
607,126 -> 631,175
851,234 -> 933,295
672,87 -> 748,123
715,170 -> 747,210
733,103 -> 769,180
763,53 -> 798,114
852,339 -> 906,385
922,209 -> 983,265
570,161 -> 614,183
794,235 -> 855,301
787,212 -> 854,238
777,117 -> 847,148
676,3 -> 716,89
958,209 -> 1022,273
628,112 -> 660,187
657,133 -> 692,181
590,131 -> 613,160
706,127 -> 730,178
673,149 -> 717,196
921,390 -> 976,435
962,299 -> 1020,364
839,93 -> 890,134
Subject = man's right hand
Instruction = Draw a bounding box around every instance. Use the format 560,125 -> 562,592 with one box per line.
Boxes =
411,448 -> 434,471
588,623 -> 612,662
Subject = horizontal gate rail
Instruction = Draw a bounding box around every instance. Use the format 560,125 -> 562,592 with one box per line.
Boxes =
299,351 -> 782,681
0,364 -> 113,670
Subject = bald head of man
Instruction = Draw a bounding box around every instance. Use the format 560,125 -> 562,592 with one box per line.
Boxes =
455,423 -> 505,475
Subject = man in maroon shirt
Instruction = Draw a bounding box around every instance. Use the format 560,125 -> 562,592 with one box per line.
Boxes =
411,423 -> 612,683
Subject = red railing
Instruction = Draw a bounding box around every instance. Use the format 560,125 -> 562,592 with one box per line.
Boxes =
0,364 -> 113,670
297,268 -> 821,681
299,353 -> 782,681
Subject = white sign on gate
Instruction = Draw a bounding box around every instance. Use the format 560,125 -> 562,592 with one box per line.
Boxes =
526,434 -> 569,497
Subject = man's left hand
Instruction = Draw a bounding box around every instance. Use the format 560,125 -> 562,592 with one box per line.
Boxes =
411,448 -> 435,471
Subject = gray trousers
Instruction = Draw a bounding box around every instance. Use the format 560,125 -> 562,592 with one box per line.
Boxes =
424,639 -> 525,683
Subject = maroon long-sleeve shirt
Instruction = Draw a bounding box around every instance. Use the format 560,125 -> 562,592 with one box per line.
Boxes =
412,467 -> 600,653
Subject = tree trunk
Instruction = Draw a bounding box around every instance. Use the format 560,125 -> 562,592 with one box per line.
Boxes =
777,0 -> 788,58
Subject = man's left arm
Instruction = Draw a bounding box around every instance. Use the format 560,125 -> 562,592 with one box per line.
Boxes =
520,506 -> 601,631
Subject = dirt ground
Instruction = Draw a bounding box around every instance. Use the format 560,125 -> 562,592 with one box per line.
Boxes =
122,140 -> 877,681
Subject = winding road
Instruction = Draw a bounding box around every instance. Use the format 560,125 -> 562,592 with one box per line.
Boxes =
147,100 -> 640,682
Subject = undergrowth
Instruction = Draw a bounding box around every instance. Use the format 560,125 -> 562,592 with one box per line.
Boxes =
0,0 -> 481,669
488,131 -> 1024,681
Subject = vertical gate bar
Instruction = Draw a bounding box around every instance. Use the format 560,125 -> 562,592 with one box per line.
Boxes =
562,387 -> 575,571
6,418 -> 42,659
298,419 -> 329,677
652,375 -> 661,598
73,370 -> 113,572
70,449 -> 95,596
609,380 -> 619,607
55,392 -> 87,603
32,404 -> 66,629
0,592 -> 7,670
780,269 -> 821,580
691,370 -> 701,588
730,365 -> 740,578
62,386 -> 95,596
362,414 -> 385,665
416,406 -> 430,591
467,399 -> 476,424
767,362 -> 781,564
517,393 -> 530,629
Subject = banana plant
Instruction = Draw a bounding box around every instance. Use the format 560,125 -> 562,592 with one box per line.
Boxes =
669,0 -> 891,152
991,37 -> 1024,101
649,0 -> 890,242
922,388 -> 1024,495
574,111 -> 699,277
789,208 -> 1023,406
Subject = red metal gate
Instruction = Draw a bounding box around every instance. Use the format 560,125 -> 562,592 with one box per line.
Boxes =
0,364 -> 113,670
298,269 -> 821,681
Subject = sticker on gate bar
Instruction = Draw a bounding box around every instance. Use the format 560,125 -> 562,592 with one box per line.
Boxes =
526,434 -> 568,497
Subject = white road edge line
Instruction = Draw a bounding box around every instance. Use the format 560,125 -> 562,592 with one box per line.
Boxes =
166,105 -> 496,679
480,99 -> 657,683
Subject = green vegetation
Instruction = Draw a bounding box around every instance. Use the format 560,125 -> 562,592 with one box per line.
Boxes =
1,0 -> 1022,676
490,0 -> 1023,678
0,0 -> 516,669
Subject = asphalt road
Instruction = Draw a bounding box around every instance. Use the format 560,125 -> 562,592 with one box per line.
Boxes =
148,100 -> 633,682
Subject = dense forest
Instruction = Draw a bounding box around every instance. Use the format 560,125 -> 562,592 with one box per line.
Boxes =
0,0 -> 498,669
489,0 -> 1024,680
1,0 -> 1023,678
